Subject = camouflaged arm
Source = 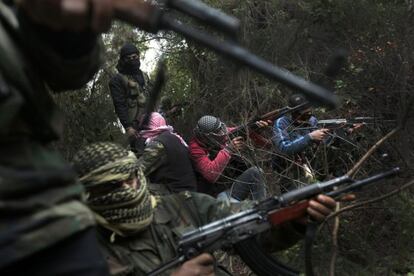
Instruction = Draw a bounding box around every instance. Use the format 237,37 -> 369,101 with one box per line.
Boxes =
188,192 -> 255,225
137,140 -> 167,176
189,192 -> 303,252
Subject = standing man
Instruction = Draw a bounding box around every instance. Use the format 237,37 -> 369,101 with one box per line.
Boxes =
189,115 -> 268,202
109,42 -> 151,151
0,0 -> 114,275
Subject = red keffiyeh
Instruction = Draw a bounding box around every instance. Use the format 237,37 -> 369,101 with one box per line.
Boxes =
139,112 -> 188,147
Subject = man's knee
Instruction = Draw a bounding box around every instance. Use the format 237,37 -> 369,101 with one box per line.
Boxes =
245,167 -> 264,182
246,166 -> 261,176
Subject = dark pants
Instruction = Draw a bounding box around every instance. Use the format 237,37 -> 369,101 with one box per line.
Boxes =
1,228 -> 109,276
230,167 -> 266,201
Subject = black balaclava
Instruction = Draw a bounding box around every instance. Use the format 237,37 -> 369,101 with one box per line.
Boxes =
289,94 -> 312,122
117,43 -> 145,87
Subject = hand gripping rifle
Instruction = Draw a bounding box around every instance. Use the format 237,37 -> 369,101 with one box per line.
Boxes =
228,102 -> 310,140
112,0 -> 338,108
227,49 -> 347,140
148,167 -> 400,276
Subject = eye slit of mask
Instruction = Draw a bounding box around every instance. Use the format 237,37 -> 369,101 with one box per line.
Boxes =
126,53 -> 140,61
123,171 -> 140,190
87,182 -> 123,198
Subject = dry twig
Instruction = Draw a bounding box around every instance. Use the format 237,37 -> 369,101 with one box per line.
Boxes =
326,122 -> 408,275
328,203 -> 340,276
327,127 -> 399,276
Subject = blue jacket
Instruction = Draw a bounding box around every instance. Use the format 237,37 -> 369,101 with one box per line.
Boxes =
272,116 -> 318,155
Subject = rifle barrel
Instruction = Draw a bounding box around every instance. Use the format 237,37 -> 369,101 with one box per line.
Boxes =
161,16 -> 337,108
114,1 -> 338,108
228,102 -> 310,139
167,0 -> 240,37
327,167 -> 400,197
279,175 -> 351,205
260,103 -> 309,121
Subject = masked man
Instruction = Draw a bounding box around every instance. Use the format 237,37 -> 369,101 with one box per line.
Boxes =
272,94 -> 328,191
109,43 -> 151,150
72,142 -> 338,275
272,94 -> 362,192
189,115 -> 270,202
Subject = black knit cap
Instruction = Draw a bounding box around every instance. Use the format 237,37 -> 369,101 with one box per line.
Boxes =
72,142 -> 130,178
289,94 -> 307,107
120,43 -> 139,58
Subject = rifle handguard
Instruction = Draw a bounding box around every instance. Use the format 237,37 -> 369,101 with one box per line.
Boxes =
279,175 -> 351,205
327,167 -> 400,198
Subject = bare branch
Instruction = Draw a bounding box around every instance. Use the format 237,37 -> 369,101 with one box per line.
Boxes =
329,203 -> 340,276
346,127 -> 400,178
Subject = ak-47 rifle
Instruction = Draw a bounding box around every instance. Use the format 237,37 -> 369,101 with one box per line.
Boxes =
112,0 -> 338,108
148,167 -> 400,276
293,117 -> 397,131
228,102 -> 310,139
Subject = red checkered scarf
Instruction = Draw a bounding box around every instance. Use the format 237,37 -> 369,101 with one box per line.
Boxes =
138,112 -> 188,147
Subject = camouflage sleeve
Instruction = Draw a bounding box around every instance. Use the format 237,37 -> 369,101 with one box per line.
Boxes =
188,192 -> 254,224
138,141 -> 167,176
189,193 -> 303,252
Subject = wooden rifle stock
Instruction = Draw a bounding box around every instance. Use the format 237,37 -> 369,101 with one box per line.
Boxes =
228,102 -> 309,139
258,102 -> 310,122
268,200 -> 309,225
268,167 -> 400,227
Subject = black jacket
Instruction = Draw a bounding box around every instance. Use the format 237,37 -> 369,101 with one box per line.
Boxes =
150,132 -> 198,193
109,73 -> 133,129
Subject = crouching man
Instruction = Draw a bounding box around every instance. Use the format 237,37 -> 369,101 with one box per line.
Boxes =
72,142 -> 337,275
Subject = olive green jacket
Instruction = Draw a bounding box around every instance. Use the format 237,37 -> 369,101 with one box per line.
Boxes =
98,192 -> 303,275
0,3 -> 101,268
